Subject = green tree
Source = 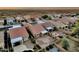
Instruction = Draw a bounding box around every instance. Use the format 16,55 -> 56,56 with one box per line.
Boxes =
42,15 -> 48,19
61,37 -> 70,50
48,16 -> 52,20
72,20 -> 79,36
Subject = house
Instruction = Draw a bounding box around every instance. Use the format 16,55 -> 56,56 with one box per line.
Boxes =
23,15 -> 38,24
5,17 -> 15,24
0,18 -> 4,25
9,27 -> 29,49
36,36 -> 53,49
28,24 -> 48,38
52,31 -> 64,37
59,17 -> 77,25
58,17 -> 78,28
68,17 -> 77,24
23,15 -> 32,23
15,15 -> 25,23
41,22 -> 54,32
58,18 -> 68,24
35,17 -> 45,24
49,20 -> 67,29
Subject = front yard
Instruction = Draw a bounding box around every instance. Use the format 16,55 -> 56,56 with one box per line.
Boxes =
56,35 -> 79,52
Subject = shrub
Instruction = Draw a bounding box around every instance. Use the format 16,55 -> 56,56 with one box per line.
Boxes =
61,37 -> 70,50
42,15 -> 48,19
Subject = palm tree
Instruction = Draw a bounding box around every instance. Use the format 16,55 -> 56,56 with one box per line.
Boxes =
7,34 -> 13,52
4,29 -> 8,49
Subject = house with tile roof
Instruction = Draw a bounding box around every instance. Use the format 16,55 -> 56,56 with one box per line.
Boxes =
28,24 -> 48,38
23,15 -> 38,24
41,22 -> 54,32
0,18 -> 4,25
5,17 -> 15,25
6,17 -> 15,22
58,17 -> 74,25
9,27 -> 29,48
36,36 -> 53,49
15,15 -> 25,23
57,17 -> 78,29
49,20 -> 67,29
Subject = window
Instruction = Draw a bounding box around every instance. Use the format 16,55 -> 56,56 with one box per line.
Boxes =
13,41 -> 21,47
48,29 -> 53,32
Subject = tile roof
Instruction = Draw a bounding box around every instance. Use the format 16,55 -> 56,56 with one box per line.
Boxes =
29,24 -> 45,35
50,17 -> 76,25
41,22 -> 53,28
58,17 -> 76,24
9,27 -> 28,39
36,36 -> 53,48
49,20 -> 65,27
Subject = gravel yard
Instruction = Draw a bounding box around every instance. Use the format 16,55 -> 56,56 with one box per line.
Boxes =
58,36 -> 79,52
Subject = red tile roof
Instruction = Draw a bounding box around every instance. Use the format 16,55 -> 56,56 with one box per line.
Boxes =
49,17 -> 76,25
58,17 -> 76,24
9,27 -> 28,39
29,24 -> 45,35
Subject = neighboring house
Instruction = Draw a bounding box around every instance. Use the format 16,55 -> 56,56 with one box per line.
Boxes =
59,17 -> 76,25
41,22 -> 54,32
23,15 -> 38,24
58,17 -> 77,28
49,20 -> 67,29
35,17 -> 45,24
50,17 -> 76,28
0,18 -> 4,25
28,24 -> 48,38
36,36 -> 53,49
21,22 -> 31,28
5,17 -> 15,24
15,15 -> 25,23
23,15 -> 33,23
9,27 -> 29,49
52,31 -> 64,37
